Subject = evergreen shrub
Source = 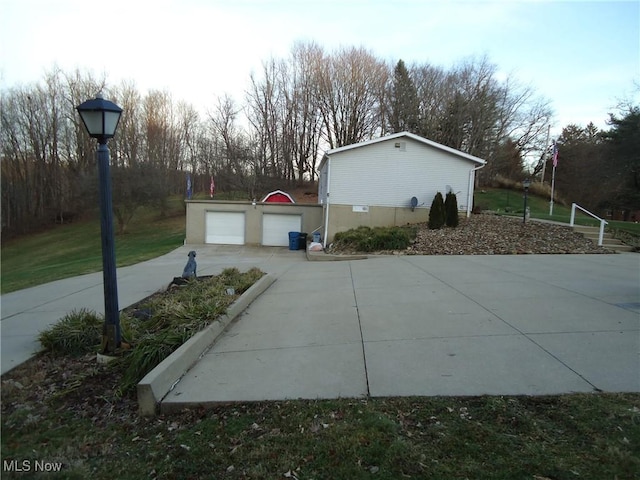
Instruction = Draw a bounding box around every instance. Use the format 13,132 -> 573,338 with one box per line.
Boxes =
428,192 -> 446,229
445,192 -> 459,227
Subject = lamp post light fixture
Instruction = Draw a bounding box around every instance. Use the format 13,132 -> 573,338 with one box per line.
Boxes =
522,178 -> 531,224
76,94 -> 123,354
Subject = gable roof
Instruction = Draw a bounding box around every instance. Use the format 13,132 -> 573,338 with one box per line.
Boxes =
261,189 -> 296,203
321,131 -> 486,167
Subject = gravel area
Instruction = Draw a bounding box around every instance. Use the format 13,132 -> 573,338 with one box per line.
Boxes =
408,214 -> 613,255
335,214 -> 614,255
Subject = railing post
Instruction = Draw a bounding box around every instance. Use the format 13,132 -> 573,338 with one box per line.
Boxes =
571,203 -> 608,246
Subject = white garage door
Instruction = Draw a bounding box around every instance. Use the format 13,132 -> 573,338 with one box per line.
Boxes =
262,214 -> 302,246
205,212 -> 245,245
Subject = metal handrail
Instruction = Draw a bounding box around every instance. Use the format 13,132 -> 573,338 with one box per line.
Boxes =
569,203 -> 608,246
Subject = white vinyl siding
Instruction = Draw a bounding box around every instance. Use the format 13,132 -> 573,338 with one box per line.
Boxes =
328,137 -> 472,211
205,211 -> 245,244
262,214 -> 302,246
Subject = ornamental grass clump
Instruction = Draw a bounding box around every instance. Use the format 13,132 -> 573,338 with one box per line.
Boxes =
118,267 -> 264,393
38,268 -> 265,395
38,308 -> 105,357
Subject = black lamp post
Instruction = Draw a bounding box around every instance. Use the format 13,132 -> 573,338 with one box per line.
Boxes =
76,94 -> 123,354
522,178 -> 531,224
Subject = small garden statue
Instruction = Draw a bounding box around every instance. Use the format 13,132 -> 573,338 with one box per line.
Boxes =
182,251 -> 197,279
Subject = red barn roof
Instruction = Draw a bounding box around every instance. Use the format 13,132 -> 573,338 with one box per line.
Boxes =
261,190 -> 295,203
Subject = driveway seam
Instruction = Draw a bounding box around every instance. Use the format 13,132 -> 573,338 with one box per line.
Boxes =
400,256 -> 604,392
349,262 -> 371,397
206,341 -> 366,355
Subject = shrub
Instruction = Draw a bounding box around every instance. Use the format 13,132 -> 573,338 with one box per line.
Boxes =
332,225 -> 415,252
428,192 -> 446,229
445,192 -> 459,228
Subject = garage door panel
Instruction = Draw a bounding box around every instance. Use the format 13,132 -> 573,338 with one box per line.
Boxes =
206,212 -> 245,245
262,214 -> 302,246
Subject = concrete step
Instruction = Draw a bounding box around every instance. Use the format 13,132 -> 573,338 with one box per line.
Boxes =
572,225 -> 606,234
581,232 -> 615,241
602,244 -> 635,253
572,225 -> 635,252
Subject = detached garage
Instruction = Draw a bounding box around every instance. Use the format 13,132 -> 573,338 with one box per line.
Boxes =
205,211 -> 245,245
185,200 -> 323,246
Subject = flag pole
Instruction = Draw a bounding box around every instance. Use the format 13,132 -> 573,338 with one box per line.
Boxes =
549,140 -> 558,215
549,164 -> 556,215
540,124 -> 550,184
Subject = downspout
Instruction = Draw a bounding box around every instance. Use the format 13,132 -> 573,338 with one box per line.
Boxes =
323,156 -> 331,248
467,163 -> 486,218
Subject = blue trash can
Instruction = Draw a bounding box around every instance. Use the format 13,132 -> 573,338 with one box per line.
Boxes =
288,232 -> 300,251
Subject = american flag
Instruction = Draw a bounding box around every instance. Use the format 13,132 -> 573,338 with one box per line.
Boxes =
552,142 -> 559,168
186,173 -> 192,200
210,176 -> 215,198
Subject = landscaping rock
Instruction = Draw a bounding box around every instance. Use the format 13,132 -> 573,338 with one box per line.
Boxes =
407,214 -> 612,255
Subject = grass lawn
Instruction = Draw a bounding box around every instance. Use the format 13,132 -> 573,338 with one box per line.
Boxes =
1,369 -> 638,480
475,188 -> 640,235
1,203 -> 186,294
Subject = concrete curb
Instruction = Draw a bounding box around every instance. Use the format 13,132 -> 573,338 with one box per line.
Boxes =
306,249 -> 367,262
137,274 -> 276,416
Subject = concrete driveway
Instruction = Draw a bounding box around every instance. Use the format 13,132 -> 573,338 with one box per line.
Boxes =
161,252 -> 640,410
2,247 -> 637,403
1,245 -> 307,375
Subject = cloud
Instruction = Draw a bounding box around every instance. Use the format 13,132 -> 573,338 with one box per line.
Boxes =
1,0 -> 637,129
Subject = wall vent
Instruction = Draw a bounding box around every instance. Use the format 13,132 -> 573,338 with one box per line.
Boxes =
394,141 -> 406,151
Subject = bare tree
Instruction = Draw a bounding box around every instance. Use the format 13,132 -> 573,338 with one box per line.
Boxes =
411,56 -> 552,184
110,80 -> 143,169
246,58 -> 284,178
208,94 -> 255,194
315,46 -> 388,148
0,67 -> 109,236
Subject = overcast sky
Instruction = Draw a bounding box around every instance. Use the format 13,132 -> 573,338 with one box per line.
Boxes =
1,0 -> 638,136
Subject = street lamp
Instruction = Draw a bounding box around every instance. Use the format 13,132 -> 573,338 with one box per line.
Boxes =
76,94 -> 123,354
522,178 -> 531,224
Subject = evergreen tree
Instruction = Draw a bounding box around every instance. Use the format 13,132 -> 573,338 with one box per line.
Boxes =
428,192 -> 446,229
444,192 -> 459,227
388,59 -> 419,133
603,106 -> 640,214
